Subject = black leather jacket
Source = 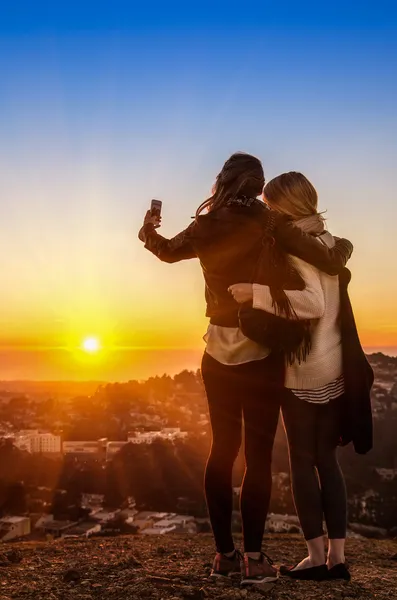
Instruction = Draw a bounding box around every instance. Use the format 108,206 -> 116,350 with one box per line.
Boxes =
140,200 -> 353,326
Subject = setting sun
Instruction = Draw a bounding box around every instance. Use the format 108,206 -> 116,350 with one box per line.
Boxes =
82,337 -> 101,353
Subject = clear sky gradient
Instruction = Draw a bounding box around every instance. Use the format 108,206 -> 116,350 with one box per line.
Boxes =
1,2 -> 396,379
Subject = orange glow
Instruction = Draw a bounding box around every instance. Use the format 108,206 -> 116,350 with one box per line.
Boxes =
1,207 -> 396,380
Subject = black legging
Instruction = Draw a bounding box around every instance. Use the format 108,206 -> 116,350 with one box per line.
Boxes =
201,351 -> 283,553
282,391 -> 347,541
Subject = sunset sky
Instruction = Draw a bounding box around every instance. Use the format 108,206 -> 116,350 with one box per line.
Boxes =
1,2 -> 397,380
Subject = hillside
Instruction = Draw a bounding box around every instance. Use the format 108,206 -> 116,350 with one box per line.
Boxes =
1,534 -> 396,600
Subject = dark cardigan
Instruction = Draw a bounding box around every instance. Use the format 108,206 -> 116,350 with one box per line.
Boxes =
339,268 -> 374,454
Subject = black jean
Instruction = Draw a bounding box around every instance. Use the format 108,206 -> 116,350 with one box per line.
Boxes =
201,351 -> 283,553
282,391 -> 347,541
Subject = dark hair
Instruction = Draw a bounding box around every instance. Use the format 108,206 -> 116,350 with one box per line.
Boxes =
196,152 -> 265,217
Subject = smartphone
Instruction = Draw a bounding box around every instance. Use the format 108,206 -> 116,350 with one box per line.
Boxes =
150,199 -> 162,218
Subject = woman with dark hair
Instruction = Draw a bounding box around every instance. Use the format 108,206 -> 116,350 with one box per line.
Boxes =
138,153 -> 353,586
230,171 -> 373,582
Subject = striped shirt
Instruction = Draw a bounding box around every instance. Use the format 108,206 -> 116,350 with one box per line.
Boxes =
292,374 -> 345,404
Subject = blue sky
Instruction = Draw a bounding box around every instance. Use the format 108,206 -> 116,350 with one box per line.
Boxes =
1,1 -> 397,32
0,1 -> 397,378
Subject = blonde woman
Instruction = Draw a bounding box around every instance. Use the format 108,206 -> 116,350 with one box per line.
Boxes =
230,172 -> 372,582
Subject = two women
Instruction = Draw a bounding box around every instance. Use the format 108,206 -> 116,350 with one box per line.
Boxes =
139,153 -> 354,585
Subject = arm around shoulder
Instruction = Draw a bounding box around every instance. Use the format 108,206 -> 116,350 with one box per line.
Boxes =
274,215 -> 353,276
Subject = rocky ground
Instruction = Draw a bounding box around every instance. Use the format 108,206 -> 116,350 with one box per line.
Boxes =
0,534 -> 396,600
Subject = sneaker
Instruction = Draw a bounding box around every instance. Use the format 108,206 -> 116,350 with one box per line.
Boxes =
240,552 -> 278,586
208,550 -> 243,581
280,563 -> 328,581
327,563 -> 351,581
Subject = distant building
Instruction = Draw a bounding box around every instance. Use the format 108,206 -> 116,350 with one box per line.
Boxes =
0,516 -> 31,542
132,511 -> 169,531
82,493 -> 105,509
34,514 -> 54,529
63,441 -> 102,456
266,513 -> 302,534
62,522 -> 101,538
14,431 -> 61,454
133,518 -> 153,531
120,507 -> 138,520
165,514 -> 195,527
132,512 -> 196,534
153,515 -> 196,533
128,432 -> 156,445
142,526 -> 177,535
127,428 -> 188,445
141,515 -> 197,535
90,509 -> 121,523
39,519 -> 78,538
134,511 -> 169,521
375,468 -> 397,481
106,441 -> 129,460
153,519 -> 178,530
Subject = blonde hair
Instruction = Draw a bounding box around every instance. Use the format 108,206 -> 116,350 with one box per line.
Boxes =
264,172 -> 319,219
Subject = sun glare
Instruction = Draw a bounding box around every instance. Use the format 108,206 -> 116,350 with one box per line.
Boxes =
82,337 -> 101,353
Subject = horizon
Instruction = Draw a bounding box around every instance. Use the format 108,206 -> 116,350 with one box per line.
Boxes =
0,347 -> 396,384
1,2 -> 397,380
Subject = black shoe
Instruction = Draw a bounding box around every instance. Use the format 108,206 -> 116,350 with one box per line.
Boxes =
280,563 -> 328,581
327,563 -> 351,581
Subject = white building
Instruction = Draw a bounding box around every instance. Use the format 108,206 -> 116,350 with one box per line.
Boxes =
127,428 -> 188,445
63,441 -> 101,455
106,441 -> 129,459
154,515 -> 197,534
142,525 -> 177,535
375,468 -> 397,481
90,509 -> 121,523
0,516 -> 31,542
162,428 -> 188,440
120,507 -> 139,520
14,431 -> 61,454
82,493 -> 105,509
266,513 -> 302,534
133,518 -> 153,531
164,514 -> 195,527
34,514 -> 54,529
128,432 -> 157,445
62,522 -> 101,538
131,511 -> 169,531
40,520 -> 78,538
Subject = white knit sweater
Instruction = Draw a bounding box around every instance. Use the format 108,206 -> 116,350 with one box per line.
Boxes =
252,231 -> 343,389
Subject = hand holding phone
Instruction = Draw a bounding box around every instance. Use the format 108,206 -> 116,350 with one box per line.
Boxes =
150,199 -> 162,218
141,199 -> 162,234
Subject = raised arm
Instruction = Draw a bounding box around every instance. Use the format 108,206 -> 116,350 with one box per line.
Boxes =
230,261 -> 325,320
273,215 -> 353,276
139,221 -> 197,263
